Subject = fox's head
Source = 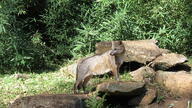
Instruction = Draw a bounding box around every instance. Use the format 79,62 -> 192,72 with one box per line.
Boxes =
110,41 -> 125,56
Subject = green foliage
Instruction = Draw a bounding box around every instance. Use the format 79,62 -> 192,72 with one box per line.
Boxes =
156,95 -> 165,103
75,0 -> 192,53
188,100 -> 192,108
120,72 -> 132,81
187,56 -> 192,64
0,0 -> 192,72
41,0 -> 94,58
85,93 -> 106,108
0,0 -> 54,73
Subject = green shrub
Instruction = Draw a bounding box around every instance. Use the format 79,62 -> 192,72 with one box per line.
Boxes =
73,0 -> 192,54
0,0 -> 192,73
0,0 -> 51,73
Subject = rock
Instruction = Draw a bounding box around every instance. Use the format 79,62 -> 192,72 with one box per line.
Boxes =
96,81 -> 145,96
122,40 -> 169,64
128,88 -> 156,106
9,94 -> 89,108
137,98 -> 189,108
155,71 -> 192,98
95,40 -> 170,64
95,41 -> 111,55
60,63 -> 77,77
60,58 -> 84,78
130,66 -> 156,83
151,53 -> 188,70
12,73 -> 30,79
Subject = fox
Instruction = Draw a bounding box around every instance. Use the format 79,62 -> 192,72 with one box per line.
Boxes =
74,41 -> 125,94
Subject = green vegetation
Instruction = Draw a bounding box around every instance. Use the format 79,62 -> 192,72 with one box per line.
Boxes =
0,69 -> 132,107
187,57 -> 192,64
85,93 -> 107,108
0,0 -> 192,73
0,71 -> 73,107
0,0 -> 192,107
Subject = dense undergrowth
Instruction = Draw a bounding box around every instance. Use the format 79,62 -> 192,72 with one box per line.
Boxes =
0,0 -> 192,73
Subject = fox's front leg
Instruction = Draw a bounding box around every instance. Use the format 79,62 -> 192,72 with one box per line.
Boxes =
112,68 -> 120,81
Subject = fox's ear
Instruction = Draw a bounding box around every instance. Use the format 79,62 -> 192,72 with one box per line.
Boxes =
111,41 -> 118,49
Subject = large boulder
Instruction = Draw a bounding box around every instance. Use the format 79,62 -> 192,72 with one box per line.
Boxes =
96,81 -> 145,96
137,98 -> 189,108
95,40 -> 170,64
9,94 -> 89,108
155,71 -> 192,98
129,66 -> 156,83
151,53 -> 188,70
122,40 -> 169,64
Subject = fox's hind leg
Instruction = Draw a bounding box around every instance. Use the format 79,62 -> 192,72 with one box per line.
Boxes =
82,75 -> 92,94
74,76 -> 84,94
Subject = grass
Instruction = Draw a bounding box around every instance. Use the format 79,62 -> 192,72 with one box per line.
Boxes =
0,65 -> 132,108
187,56 -> 192,65
0,70 -> 74,108
186,56 -> 192,74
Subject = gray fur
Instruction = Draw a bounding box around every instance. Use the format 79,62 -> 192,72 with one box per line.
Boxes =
74,41 -> 125,94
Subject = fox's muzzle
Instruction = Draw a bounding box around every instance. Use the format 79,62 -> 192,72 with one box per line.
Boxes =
110,50 -> 117,56
110,49 -> 124,56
